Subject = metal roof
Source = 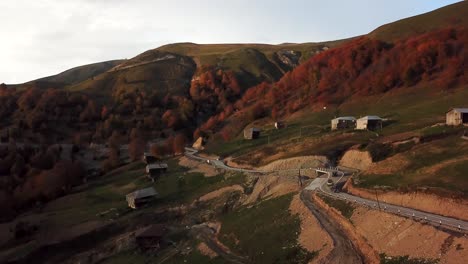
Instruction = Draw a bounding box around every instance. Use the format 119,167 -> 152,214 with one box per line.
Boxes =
332,116 -> 356,121
147,163 -> 168,170
126,187 -> 158,200
358,115 -> 382,120
449,108 -> 468,113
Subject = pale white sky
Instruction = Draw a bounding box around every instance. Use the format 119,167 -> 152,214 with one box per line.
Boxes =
0,0 -> 461,84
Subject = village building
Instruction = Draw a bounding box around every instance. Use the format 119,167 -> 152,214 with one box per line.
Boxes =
331,116 -> 356,130
143,152 -> 157,164
446,108 -> 468,126
135,224 -> 167,250
126,187 -> 158,209
244,127 -> 261,140
356,116 -> 383,130
274,121 -> 285,129
146,163 -> 168,181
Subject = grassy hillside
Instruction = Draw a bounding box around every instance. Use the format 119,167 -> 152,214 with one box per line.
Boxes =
9,60 -> 125,91
369,1 -> 468,42
36,60 -> 125,85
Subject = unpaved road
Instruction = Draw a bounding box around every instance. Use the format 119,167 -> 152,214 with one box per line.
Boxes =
300,191 -> 364,264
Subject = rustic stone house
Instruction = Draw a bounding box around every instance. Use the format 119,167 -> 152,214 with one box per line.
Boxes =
356,116 -> 383,130
143,152 -> 157,164
126,187 -> 158,209
446,108 -> 468,126
274,122 -> 285,129
146,163 -> 168,181
244,127 -> 261,140
135,224 -> 167,250
331,116 -> 356,130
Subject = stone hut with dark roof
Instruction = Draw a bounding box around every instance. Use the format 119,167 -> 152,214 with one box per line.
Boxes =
244,127 -> 261,140
135,224 -> 167,250
446,108 -> 468,126
126,187 -> 158,209
146,163 -> 168,181
331,116 -> 356,130
356,116 -> 383,130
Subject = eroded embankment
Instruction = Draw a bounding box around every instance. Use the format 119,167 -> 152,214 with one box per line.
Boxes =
351,207 -> 468,264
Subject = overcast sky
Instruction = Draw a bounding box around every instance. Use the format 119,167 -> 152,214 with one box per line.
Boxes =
0,0 -> 461,84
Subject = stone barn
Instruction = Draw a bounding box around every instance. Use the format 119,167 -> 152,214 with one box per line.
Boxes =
143,152 -> 157,164
446,108 -> 468,126
274,122 -> 285,129
136,224 -> 167,250
356,116 -> 382,130
126,187 -> 158,209
146,163 -> 168,181
244,127 -> 261,140
331,117 -> 356,130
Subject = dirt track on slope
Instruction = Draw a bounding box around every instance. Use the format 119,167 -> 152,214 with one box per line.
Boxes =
300,192 -> 364,264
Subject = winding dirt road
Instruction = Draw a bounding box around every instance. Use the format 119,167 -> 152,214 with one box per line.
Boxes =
300,191 -> 364,264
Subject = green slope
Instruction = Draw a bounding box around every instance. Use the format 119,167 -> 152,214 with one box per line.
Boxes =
369,1 -> 468,42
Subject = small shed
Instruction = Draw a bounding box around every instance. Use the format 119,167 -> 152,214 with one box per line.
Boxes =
136,224 -> 167,250
146,163 -> 168,181
126,187 -> 158,209
274,122 -> 285,130
446,108 -> 468,126
331,116 -> 356,130
356,116 -> 382,130
244,128 -> 261,140
143,152 -> 157,164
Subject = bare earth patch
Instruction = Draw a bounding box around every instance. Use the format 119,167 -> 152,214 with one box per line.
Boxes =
178,156 -> 219,177
351,207 -> 468,264
260,155 -> 328,173
197,185 -> 244,202
366,153 -> 410,175
243,175 -> 300,205
289,194 -> 332,264
339,149 -> 373,171
197,242 -> 218,258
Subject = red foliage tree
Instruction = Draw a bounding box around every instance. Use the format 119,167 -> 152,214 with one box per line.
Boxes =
173,134 -> 187,154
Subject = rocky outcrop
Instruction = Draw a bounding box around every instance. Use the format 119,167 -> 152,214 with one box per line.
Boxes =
273,50 -> 302,72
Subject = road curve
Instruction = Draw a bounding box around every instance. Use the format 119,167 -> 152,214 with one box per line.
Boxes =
185,147 -> 468,233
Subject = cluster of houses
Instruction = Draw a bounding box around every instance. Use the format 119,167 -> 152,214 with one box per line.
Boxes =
126,152 -> 170,251
143,152 -> 168,182
331,115 -> 383,131
125,152 -> 168,210
241,108 -> 468,140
